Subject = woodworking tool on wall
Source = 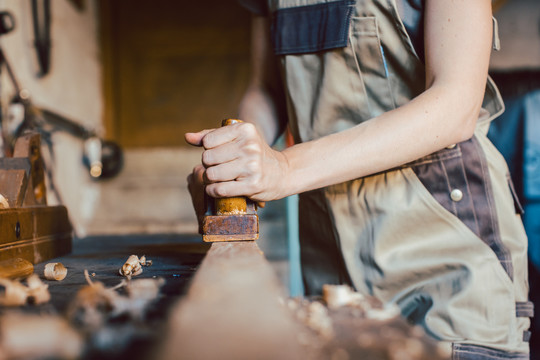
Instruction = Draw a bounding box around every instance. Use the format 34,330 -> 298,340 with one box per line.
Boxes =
202,119 -> 259,242
0,132 -> 72,263
0,11 -> 123,181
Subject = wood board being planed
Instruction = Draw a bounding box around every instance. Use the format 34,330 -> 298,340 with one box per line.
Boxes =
157,240 -> 449,360
158,241 -> 314,360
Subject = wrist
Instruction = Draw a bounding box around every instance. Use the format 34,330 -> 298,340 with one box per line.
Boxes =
277,148 -> 298,199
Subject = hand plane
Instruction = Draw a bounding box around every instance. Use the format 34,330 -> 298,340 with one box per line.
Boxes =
202,119 -> 259,242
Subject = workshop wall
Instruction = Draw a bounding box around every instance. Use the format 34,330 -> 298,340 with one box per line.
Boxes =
0,0 -> 103,236
491,0 -> 540,70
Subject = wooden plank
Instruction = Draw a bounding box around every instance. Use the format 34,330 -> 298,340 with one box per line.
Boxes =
159,241 -> 314,360
0,206 -> 72,264
158,240 -> 450,360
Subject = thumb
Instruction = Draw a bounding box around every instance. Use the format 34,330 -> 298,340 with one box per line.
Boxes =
185,129 -> 214,146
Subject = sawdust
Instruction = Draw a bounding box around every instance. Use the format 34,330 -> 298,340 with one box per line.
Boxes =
284,285 -> 451,360
0,261 -> 166,359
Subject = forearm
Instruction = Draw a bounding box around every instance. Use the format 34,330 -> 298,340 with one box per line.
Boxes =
278,0 -> 493,199
281,84 -> 484,198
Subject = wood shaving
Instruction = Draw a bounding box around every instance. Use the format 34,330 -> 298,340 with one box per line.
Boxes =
139,255 -> 152,267
0,274 -> 50,306
68,270 -> 127,329
288,298 -> 334,341
119,255 -> 152,279
0,312 -> 83,360
26,274 -> 51,304
68,270 -> 164,329
44,262 -> 68,281
0,194 -> 9,209
0,279 -> 29,306
322,284 -> 400,320
323,285 -> 365,309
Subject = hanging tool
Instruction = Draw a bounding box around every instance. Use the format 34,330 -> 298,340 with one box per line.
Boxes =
202,119 -> 259,242
0,131 -> 72,263
0,11 -> 123,180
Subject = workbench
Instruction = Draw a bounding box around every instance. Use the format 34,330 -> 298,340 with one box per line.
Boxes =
0,234 -> 448,360
0,234 -> 207,360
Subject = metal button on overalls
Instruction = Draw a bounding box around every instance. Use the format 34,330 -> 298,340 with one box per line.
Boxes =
450,189 -> 463,202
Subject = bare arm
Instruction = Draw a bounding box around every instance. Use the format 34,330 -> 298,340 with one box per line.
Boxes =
187,0 -> 493,202
280,0 -> 493,196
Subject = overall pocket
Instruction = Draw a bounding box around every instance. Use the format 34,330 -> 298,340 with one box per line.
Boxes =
271,0 -> 356,55
349,16 -> 396,116
408,136 -> 514,280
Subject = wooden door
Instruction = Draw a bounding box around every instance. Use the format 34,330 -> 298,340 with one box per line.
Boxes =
100,0 -> 251,148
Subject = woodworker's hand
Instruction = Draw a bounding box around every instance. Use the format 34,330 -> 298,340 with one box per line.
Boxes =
185,122 -> 289,202
187,164 -> 206,232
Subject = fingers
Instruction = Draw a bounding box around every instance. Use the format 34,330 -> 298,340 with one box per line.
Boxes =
184,129 -> 213,146
201,142 -> 238,167
188,164 -> 205,186
187,122 -> 276,201
186,164 -> 208,231
206,181 -> 251,199
201,122 -> 259,149
204,160 -> 252,183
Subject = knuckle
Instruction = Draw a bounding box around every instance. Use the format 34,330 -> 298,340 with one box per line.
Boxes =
214,186 -> 228,198
202,151 -> 212,165
205,167 -> 216,181
246,160 -> 261,174
246,180 -> 261,194
202,134 -> 213,149
242,122 -> 257,135
243,141 -> 261,156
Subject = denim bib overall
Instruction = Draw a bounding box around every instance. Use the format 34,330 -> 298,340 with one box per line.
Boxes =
267,0 -> 532,358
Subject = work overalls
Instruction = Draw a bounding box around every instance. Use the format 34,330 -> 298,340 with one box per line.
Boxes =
267,0 -> 532,357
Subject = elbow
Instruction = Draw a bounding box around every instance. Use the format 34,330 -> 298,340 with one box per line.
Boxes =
432,84 -> 484,145
454,115 -> 476,143
453,101 -> 484,143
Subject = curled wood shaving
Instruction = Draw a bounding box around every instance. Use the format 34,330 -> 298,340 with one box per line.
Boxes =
0,279 -> 29,306
68,270 -> 127,329
119,255 -> 152,279
44,262 -> 68,281
139,255 -> 152,267
0,275 -> 50,306
0,194 -> 9,209
68,270 -> 164,329
26,274 -> 51,304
